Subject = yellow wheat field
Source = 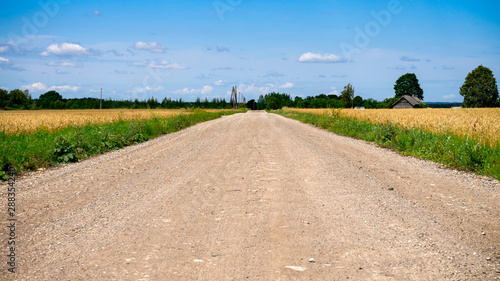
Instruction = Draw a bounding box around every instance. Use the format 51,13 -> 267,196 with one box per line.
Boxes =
283,107 -> 500,146
0,109 -> 191,134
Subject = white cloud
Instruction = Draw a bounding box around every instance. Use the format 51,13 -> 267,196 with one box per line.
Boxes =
55,70 -> 70,75
133,60 -> 187,70
52,85 -> 80,92
131,85 -> 164,94
22,82 -> 80,92
134,41 -> 166,53
132,61 -> 147,67
24,82 -> 46,91
175,88 -> 197,94
175,85 -> 214,95
280,82 -> 294,89
298,52 -> 345,63
149,60 -> 186,69
215,80 -> 224,86
0,46 -> 9,53
41,43 -> 89,56
46,60 -> 79,67
400,56 -> 420,62
328,86 -> 339,95
443,94 -> 457,99
93,9 -> 103,16
0,57 -> 25,71
238,84 -> 271,96
201,85 -> 214,94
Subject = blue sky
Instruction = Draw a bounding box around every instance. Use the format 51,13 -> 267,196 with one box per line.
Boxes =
1,0 -> 499,102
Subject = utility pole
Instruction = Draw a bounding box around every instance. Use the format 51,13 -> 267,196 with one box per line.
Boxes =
231,86 -> 238,109
100,88 -> 102,110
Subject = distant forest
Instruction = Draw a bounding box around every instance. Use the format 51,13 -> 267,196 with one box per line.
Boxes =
0,89 -> 235,110
0,88 -> 462,110
251,92 -> 462,110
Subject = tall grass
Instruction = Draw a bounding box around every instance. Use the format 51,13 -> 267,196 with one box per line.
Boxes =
0,108 -> 189,134
0,109 -> 244,180
276,109 -> 500,180
284,107 -> 500,147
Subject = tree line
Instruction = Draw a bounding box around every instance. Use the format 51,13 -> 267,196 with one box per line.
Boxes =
252,65 -> 498,110
252,74 -> 423,110
253,91 -> 401,110
1,65 -> 497,110
0,89 -> 237,110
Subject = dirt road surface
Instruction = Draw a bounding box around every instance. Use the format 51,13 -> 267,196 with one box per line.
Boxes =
2,111 -> 499,280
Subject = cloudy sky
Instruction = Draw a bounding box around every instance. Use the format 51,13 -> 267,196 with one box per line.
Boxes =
1,0 -> 499,102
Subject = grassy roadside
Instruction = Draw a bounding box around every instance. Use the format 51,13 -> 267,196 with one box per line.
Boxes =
0,109 -> 245,180
275,109 -> 500,180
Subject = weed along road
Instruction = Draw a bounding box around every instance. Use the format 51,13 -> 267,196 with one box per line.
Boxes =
2,111 -> 499,280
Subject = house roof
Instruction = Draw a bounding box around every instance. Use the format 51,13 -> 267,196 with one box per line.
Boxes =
390,95 -> 422,108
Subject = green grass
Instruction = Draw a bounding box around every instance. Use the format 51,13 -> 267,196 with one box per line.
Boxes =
0,109 -> 245,180
275,109 -> 500,180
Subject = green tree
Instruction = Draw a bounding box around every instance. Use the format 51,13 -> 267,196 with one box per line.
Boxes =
353,95 -> 364,107
53,100 -> 65,109
9,89 -> 32,109
340,83 -> 354,108
380,97 -> 399,108
362,98 -> 380,109
194,97 -> 201,108
246,99 -> 257,110
293,96 -> 303,108
394,73 -> 424,100
37,90 -> 63,109
265,96 -> 279,110
146,96 -> 159,108
256,95 -> 266,110
327,99 -> 344,108
460,65 -> 499,108
161,97 -> 172,108
0,89 -> 8,108
133,98 -> 140,109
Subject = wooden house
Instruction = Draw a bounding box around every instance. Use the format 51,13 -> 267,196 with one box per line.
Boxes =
390,95 -> 424,109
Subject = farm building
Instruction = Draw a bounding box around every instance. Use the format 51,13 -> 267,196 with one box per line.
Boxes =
390,95 -> 425,109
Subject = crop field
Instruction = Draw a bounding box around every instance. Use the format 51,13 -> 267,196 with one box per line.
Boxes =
0,108 -> 244,179
0,109 -> 192,134
283,107 -> 500,146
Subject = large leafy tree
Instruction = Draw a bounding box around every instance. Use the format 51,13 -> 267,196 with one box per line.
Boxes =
340,83 -> 354,108
257,95 -> 266,110
460,65 -> 499,108
37,90 -> 63,109
9,89 -> 32,109
353,95 -> 364,107
261,92 -> 294,110
394,73 -> 424,100
265,96 -> 279,110
0,89 -> 8,108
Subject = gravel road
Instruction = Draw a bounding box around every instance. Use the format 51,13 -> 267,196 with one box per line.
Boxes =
2,111 -> 499,280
